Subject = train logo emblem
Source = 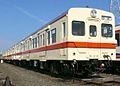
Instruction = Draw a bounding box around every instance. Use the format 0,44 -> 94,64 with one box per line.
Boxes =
91,9 -> 97,18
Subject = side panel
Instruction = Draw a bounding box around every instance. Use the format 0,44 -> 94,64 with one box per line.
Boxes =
20,16 -> 69,61
68,48 -> 115,60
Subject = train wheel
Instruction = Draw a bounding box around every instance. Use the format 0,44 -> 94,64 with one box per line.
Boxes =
58,63 -> 72,76
50,63 -> 58,75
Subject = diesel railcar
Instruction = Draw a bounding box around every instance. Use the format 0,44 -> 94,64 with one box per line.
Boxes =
115,25 -> 120,59
2,8 -> 116,75
112,25 -> 120,73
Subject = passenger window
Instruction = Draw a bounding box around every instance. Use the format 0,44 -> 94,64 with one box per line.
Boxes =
43,34 -> 45,45
32,39 -> 34,48
28,41 -> 30,50
116,33 -> 120,46
29,38 -> 32,49
37,34 -> 40,47
51,28 -> 56,43
63,22 -> 66,37
48,31 -> 50,45
32,38 -> 37,48
72,21 -> 85,36
40,35 -> 42,46
90,25 -> 97,37
101,24 -> 113,37
35,37 -> 37,48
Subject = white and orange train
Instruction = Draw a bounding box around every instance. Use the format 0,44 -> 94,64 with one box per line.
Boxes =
2,8 -> 116,75
116,25 -> 120,59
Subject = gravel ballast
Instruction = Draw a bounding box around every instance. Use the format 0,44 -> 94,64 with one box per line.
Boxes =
1,63 -> 120,86
0,63 -> 82,86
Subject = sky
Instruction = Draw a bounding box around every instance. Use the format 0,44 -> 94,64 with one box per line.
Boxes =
0,0 -> 112,52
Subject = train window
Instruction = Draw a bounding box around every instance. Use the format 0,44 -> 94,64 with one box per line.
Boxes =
40,35 -> 42,46
51,28 -> 56,43
38,34 -> 42,47
28,41 -> 29,50
90,25 -> 97,37
32,39 -> 34,48
37,34 -> 40,47
23,43 -> 25,51
32,38 -> 37,48
25,41 -> 27,50
29,38 -> 32,49
115,33 -> 120,46
101,24 -> 113,37
43,34 -> 45,45
48,31 -> 50,45
35,37 -> 37,48
72,21 -> 85,36
63,22 -> 66,37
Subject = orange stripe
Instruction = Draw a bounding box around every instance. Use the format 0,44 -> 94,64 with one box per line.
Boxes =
115,30 -> 120,32
5,42 -> 116,57
68,42 -> 116,48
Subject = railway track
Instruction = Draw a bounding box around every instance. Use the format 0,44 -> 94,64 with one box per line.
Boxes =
32,66 -> 120,85
72,73 -> 120,85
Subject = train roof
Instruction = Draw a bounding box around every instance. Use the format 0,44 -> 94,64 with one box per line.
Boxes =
19,10 -> 68,43
12,7 -> 113,47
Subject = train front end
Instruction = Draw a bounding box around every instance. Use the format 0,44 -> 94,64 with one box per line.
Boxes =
67,8 -> 116,75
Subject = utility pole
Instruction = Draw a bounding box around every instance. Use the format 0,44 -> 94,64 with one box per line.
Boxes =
109,0 -> 120,24
109,0 -> 112,12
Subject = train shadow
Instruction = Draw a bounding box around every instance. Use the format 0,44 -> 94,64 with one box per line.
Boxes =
6,62 -> 107,84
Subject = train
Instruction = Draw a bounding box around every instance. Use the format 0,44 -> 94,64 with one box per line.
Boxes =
2,8 -> 117,75
116,25 -> 120,58
112,25 -> 120,73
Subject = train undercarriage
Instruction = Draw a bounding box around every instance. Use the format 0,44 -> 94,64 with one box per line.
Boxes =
3,59 -> 113,76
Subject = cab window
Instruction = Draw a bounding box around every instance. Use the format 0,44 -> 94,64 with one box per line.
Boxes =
101,24 -> 113,37
72,21 -> 85,36
90,25 -> 97,37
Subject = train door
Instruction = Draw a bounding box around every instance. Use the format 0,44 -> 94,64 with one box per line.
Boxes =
87,20 -> 101,59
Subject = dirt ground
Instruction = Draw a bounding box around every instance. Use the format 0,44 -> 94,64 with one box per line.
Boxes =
0,63 -> 120,86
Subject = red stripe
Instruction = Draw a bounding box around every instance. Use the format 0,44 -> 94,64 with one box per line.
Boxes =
115,30 -> 120,32
116,56 -> 120,58
5,42 -> 116,57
